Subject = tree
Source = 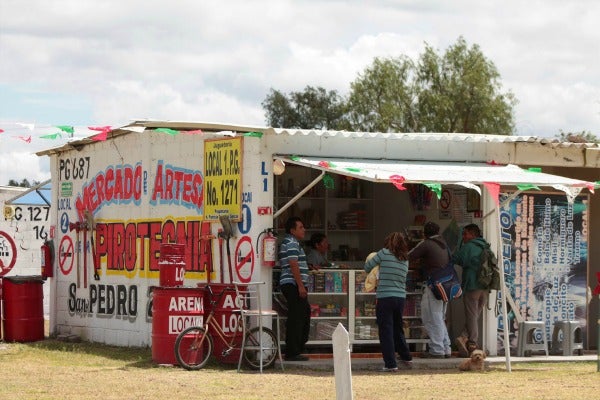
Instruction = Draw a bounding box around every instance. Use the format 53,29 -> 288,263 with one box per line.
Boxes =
346,56 -> 419,132
415,37 -> 516,134
556,130 -> 599,144
262,86 -> 349,130
7,178 -> 37,188
263,37 -> 517,135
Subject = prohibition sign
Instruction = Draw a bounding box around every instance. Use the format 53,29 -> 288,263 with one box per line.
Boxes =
0,231 -> 17,276
234,236 -> 254,283
59,235 -> 75,275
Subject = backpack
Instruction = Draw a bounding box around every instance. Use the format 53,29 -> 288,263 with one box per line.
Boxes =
475,242 -> 501,291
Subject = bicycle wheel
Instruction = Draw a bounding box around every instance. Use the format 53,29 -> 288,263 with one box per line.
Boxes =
242,327 -> 278,370
174,326 -> 213,370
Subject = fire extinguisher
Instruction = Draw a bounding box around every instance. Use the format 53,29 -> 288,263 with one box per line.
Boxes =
257,229 -> 277,267
41,239 -> 54,278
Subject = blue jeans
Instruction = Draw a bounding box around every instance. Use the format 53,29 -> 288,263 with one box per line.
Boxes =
421,286 -> 451,355
376,296 -> 412,369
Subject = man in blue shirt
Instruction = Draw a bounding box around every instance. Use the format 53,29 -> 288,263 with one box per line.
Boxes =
279,216 -> 310,361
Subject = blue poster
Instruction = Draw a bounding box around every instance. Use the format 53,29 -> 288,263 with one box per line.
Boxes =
497,192 -> 589,353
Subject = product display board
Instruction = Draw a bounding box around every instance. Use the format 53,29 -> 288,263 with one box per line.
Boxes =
497,192 -> 590,351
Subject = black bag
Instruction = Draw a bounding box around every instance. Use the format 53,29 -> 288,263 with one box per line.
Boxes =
426,248 -> 462,302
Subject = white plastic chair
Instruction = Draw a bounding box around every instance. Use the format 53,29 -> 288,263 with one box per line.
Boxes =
233,281 -> 284,372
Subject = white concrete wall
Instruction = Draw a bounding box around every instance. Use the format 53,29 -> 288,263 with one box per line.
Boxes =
1,188 -> 51,317
46,132 -> 273,347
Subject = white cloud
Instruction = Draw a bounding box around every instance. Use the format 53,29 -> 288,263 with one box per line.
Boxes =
1,0 -> 599,183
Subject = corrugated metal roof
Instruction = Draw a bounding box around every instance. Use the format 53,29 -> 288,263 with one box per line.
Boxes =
270,128 -> 600,148
35,120 -> 599,157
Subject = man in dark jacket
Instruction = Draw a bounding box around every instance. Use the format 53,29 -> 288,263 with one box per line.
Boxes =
452,223 -> 489,356
408,222 -> 452,358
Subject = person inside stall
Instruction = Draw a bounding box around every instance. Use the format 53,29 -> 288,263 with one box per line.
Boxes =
364,232 -> 413,372
278,216 -> 311,362
306,232 -> 330,270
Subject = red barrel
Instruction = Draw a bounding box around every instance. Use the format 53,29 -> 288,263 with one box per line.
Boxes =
151,286 -> 204,365
159,243 -> 186,287
1,276 -> 45,342
203,284 -> 245,364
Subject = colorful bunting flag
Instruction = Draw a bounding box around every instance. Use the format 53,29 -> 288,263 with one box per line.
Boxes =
16,122 -> 35,130
155,128 -> 179,135
423,183 -> 442,199
91,131 -> 109,141
323,173 -> 335,190
483,182 -> 500,206
89,126 -> 112,132
585,182 -> 595,194
88,126 -> 111,141
243,131 -> 263,138
389,175 -> 406,191
318,161 -> 332,168
0,128 -> 4,133
290,156 -> 300,161
182,129 -> 203,135
40,133 -> 61,139
56,125 -> 74,138
516,184 -> 540,191
344,167 -> 361,173
527,167 -> 542,173
15,135 -> 32,143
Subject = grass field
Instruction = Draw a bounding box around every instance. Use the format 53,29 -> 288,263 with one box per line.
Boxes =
1,339 -> 598,400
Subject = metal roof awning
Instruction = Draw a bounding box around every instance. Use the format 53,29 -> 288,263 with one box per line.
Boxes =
274,156 -> 594,198
6,179 -> 52,206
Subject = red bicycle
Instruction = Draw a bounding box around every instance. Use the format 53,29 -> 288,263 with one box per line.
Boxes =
174,285 -> 279,370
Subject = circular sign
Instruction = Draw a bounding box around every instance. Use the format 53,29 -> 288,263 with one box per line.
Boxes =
440,189 -> 451,210
234,236 -> 254,283
59,235 -> 75,275
0,231 -> 17,276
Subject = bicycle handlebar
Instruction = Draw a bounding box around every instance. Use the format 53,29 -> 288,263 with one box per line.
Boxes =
204,284 -> 230,307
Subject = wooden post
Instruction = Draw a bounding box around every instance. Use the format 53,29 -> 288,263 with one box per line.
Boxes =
332,323 -> 353,400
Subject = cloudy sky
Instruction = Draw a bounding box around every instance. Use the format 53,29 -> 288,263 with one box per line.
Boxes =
1,0 -> 599,185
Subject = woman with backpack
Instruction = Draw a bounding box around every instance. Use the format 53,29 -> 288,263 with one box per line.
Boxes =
452,223 -> 490,357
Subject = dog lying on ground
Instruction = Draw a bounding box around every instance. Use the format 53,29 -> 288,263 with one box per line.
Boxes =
458,349 -> 486,371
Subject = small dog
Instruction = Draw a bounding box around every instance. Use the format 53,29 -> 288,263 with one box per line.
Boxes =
458,349 -> 486,371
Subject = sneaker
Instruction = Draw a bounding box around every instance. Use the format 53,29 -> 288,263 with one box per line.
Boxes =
420,352 -> 445,359
285,354 -> 309,361
455,336 -> 468,357
381,366 -> 399,372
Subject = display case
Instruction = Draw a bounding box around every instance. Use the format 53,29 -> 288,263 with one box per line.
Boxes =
273,269 -> 429,350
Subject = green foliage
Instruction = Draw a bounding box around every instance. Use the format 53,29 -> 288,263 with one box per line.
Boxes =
415,37 -> 516,134
556,129 -> 599,143
347,56 -> 418,132
7,178 -> 39,188
263,37 -> 517,135
262,86 -> 349,130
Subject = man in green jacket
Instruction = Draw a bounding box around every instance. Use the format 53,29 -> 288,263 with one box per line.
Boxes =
452,223 -> 489,357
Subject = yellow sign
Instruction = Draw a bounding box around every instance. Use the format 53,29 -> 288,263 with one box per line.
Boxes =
204,137 -> 243,221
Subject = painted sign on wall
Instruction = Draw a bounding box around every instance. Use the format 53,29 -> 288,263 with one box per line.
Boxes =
497,192 -> 589,350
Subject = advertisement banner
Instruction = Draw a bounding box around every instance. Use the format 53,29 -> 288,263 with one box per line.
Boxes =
497,192 -> 589,352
